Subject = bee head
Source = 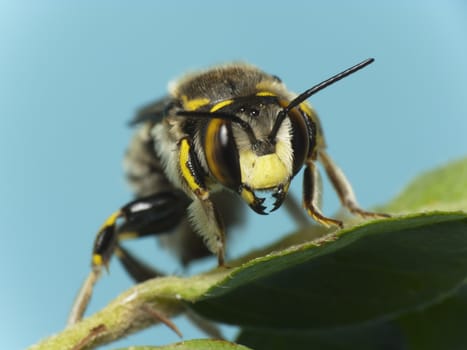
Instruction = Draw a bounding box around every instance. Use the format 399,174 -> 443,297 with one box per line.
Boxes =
177,58 -> 375,214
177,96 -> 311,214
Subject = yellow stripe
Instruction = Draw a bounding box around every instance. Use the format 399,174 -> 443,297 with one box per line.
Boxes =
297,101 -> 325,149
118,231 -> 139,240
299,101 -> 314,116
92,254 -> 103,267
99,210 -> 121,232
210,99 -> 234,112
241,187 -> 255,205
256,91 -> 276,97
182,95 -> 210,111
179,138 -> 202,194
204,119 -> 225,182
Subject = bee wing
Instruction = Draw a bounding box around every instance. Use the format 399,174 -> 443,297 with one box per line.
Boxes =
129,96 -> 174,126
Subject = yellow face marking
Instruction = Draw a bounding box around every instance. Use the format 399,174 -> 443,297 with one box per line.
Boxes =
210,99 -> 234,112
275,139 -> 294,170
179,138 -> 207,198
181,95 -> 210,111
239,149 -> 290,189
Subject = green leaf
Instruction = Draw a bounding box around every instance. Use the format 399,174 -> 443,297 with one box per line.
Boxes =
396,282 -> 467,350
236,274 -> 467,350
116,339 -> 252,350
381,157 -> 467,213
191,213 -> 467,330
236,322 -> 404,350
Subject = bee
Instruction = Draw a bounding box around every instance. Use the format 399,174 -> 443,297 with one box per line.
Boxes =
68,58 -> 387,325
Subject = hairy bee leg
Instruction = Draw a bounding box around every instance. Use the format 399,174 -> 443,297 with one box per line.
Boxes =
303,160 -> 344,228
188,198 -> 226,266
68,192 -> 189,325
67,269 -> 102,326
318,150 -> 390,218
91,192 -> 188,278
178,137 -> 226,266
68,210 -> 122,326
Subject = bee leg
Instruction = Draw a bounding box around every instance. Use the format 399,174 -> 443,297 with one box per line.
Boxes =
68,208 -> 124,326
178,137 -> 226,266
188,199 -> 226,266
318,150 -> 390,219
99,191 -> 189,276
303,160 -> 344,228
68,191 -> 189,325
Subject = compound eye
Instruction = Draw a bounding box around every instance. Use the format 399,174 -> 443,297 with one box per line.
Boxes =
203,119 -> 241,190
288,107 -> 310,175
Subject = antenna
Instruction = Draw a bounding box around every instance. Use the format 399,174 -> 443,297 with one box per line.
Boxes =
268,58 -> 375,142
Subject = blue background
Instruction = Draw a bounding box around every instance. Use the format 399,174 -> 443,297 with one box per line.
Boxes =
1,1 -> 466,349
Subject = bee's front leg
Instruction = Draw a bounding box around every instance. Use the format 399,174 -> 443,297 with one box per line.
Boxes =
303,159 -> 344,228
178,137 -> 226,266
187,199 -> 226,266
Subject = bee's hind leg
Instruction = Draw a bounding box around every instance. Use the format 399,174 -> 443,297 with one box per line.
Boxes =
68,191 -> 189,325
